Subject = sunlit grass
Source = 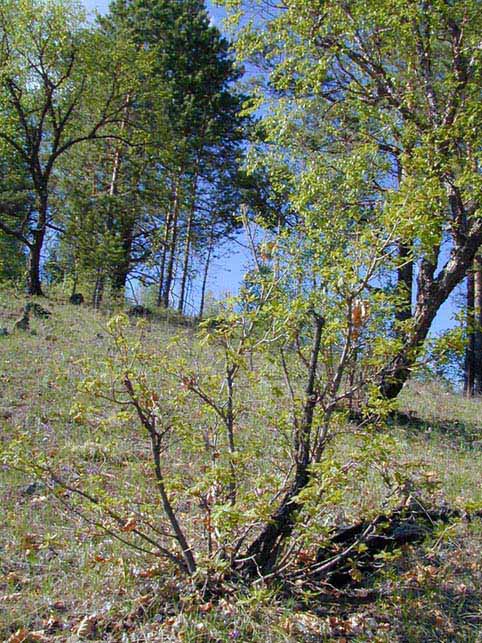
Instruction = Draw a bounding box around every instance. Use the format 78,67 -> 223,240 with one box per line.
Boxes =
1,293 -> 481,641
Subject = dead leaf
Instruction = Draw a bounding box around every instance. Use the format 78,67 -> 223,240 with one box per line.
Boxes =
7,629 -> 29,643
27,631 -> 50,642
199,601 -> 213,613
50,600 -> 67,611
138,566 -> 159,578
121,516 -> 138,532
0,592 -> 23,602
76,615 -> 97,639
42,618 -> 62,634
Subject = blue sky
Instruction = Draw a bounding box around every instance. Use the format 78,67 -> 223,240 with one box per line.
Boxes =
83,0 -> 108,13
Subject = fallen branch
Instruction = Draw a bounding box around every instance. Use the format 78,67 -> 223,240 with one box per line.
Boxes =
292,501 -> 482,588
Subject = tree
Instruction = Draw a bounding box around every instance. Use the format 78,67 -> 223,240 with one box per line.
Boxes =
0,0 -> 136,295
221,0 -> 482,398
0,231 -> 25,282
25,192 -> 432,583
0,148 -> 30,281
108,0 -> 246,310
464,256 -> 482,396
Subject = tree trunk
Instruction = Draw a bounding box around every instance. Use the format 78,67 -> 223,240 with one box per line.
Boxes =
28,193 -> 48,296
380,222 -> 482,399
157,177 -> 180,308
241,474 -> 309,577
241,314 -> 324,576
178,203 -> 194,315
28,233 -> 44,296
464,267 -> 475,396
474,255 -> 482,394
162,182 -> 180,309
395,242 -> 413,325
157,220 -> 170,307
108,101 -> 131,298
92,270 -> 104,310
198,229 -> 214,320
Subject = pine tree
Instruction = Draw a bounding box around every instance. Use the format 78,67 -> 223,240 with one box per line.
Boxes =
106,0 -> 246,309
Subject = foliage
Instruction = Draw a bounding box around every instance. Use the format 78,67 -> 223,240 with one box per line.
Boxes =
219,0 -> 482,397
4,218 -> 455,586
0,0 -> 138,294
1,0 -> 482,638
0,295 -> 480,640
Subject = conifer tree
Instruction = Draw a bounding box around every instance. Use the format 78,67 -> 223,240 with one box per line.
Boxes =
107,0 -> 246,309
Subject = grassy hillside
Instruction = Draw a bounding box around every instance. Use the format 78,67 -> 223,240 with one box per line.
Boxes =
1,293 -> 481,642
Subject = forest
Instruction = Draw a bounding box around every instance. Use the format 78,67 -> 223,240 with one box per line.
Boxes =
0,0 -> 481,641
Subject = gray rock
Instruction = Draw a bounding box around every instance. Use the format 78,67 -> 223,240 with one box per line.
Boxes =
25,302 -> 51,318
20,481 -> 46,496
13,313 -> 29,331
127,304 -> 152,318
69,293 -> 84,305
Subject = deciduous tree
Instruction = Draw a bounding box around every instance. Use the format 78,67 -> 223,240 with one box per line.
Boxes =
0,0 -> 136,294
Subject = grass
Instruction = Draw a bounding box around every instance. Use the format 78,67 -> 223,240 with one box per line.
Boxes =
0,291 -> 481,642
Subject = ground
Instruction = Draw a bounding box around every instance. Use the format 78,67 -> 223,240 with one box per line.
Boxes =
0,291 -> 481,642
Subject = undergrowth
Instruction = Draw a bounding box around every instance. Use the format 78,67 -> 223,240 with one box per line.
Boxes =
0,293 -> 481,642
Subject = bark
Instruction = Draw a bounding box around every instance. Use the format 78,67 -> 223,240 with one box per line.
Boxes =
157,178 -> 180,308
108,104 -> 132,298
464,267 -> 475,396
241,476 -> 309,577
395,160 -> 413,327
312,503 -> 480,589
123,375 -> 196,575
162,185 -> 180,309
395,242 -> 413,324
241,314 -> 324,576
226,365 -> 237,504
27,193 -> 48,296
151,433 -> 196,574
198,229 -> 214,320
92,272 -> 105,310
380,220 -> 482,399
474,256 -> 482,394
178,204 -> 194,315
157,222 -> 169,307
28,231 -> 44,296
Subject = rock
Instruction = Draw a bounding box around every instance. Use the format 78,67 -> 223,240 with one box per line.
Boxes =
69,293 -> 84,305
13,313 -> 29,331
25,302 -> 51,318
20,481 -> 46,496
127,304 -> 152,318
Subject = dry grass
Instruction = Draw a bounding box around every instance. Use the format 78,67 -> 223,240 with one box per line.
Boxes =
0,292 -> 481,642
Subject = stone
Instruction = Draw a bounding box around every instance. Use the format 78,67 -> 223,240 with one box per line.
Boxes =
25,302 -> 51,318
127,304 -> 152,318
20,481 -> 46,496
69,293 -> 84,305
13,314 -> 29,331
